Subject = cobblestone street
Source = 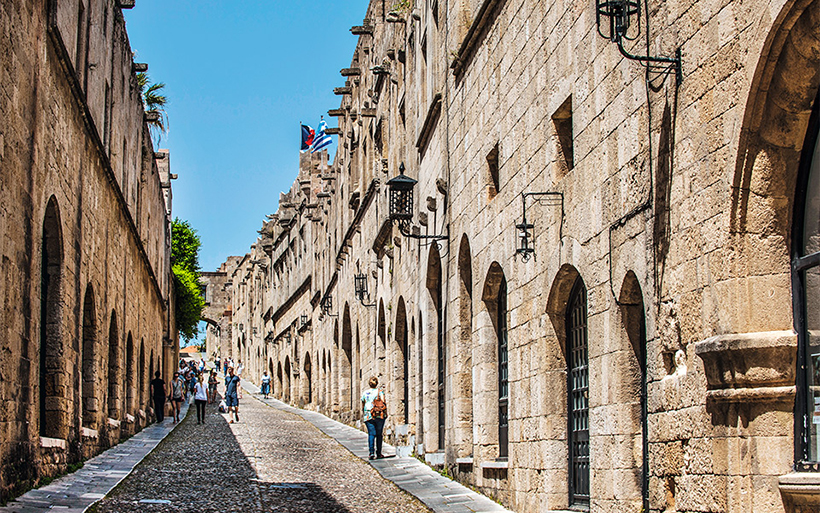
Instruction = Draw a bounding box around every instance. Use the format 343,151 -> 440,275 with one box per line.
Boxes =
88,392 -> 430,513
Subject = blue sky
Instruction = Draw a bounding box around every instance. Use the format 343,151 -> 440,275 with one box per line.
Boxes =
124,1 -> 369,273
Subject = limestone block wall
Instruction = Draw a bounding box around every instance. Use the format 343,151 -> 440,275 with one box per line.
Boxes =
223,0 -> 820,511
0,0 -> 173,502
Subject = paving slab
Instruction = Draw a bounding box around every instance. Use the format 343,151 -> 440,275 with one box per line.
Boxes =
0,401 -> 190,513
242,379 -> 514,513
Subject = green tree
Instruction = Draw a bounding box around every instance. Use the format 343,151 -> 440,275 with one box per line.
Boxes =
137,72 -> 168,142
171,218 -> 204,342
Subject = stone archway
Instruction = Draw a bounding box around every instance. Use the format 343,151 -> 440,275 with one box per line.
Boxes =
39,196 -> 66,440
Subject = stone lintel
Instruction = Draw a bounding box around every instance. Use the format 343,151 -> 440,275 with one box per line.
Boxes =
40,436 -> 67,449
81,427 -> 99,438
480,459 -> 509,469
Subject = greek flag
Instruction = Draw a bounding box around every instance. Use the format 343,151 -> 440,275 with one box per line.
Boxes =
311,119 -> 333,153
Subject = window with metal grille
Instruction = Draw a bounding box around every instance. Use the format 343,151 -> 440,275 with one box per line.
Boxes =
567,277 -> 589,505
498,278 -> 509,458
796,92 -> 820,469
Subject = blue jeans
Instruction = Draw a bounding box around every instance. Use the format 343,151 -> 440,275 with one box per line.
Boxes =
365,418 -> 385,457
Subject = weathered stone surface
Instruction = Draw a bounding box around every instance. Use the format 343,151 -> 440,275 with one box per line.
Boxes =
217,0 -> 820,511
0,0 -> 175,502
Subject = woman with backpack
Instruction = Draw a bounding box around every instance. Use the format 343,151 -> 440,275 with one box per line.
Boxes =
361,376 -> 387,460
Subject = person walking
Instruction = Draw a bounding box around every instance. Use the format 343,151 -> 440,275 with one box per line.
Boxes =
225,367 -> 241,424
170,371 -> 185,423
361,376 -> 388,460
261,370 -> 271,399
194,374 -> 208,424
149,371 -> 167,423
208,370 -> 218,404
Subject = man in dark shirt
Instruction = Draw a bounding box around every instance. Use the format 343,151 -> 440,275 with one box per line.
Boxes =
150,371 -> 167,422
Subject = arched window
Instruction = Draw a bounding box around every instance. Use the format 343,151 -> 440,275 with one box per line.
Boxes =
796,92 -> 820,466
567,277 -> 589,505
497,277 -> 509,458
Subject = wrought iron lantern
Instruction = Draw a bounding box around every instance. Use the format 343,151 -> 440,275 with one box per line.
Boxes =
516,220 -> 535,261
300,314 -> 309,328
595,0 -> 681,83
387,163 -> 416,224
238,323 -> 244,332
354,271 -> 376,307
386,162 -> 448,241
515,192 -> 564,262
320,295 -> 337,318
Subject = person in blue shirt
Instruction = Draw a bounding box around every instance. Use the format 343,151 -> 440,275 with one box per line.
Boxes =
224,366 -> 241,423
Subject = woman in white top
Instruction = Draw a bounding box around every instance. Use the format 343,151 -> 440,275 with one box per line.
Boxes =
361,376 -> 387,459
194,374 -> 208,424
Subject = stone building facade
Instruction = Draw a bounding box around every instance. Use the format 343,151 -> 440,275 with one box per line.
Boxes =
0,0 -> 176,502
221,0 -> 819,512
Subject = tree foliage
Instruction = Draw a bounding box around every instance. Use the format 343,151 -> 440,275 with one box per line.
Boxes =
171,218 -> 203,342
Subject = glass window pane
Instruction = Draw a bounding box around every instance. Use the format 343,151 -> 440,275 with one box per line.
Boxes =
804,131 -> 820,256
807,266 -> 820,461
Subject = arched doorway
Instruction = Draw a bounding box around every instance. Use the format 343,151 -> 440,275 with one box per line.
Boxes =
481,262 -> 508,459
39,196 -> 65,440
107,311 -> 120,421
125,333 -> 135,419
81,285 -> 97,430
342,304 -> 353,413
394,297 -> 409,424
620,271 -> 648,510
284,356 -> 291,403
304,352 -> 312,405
426,243 -> 445,451
456,235 -> 474,456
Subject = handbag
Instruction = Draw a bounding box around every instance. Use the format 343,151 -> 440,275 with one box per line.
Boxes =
371,392 -> 388,420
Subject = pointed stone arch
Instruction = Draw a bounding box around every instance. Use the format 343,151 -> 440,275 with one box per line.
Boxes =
107,311 -> 120,421
393,296 -> 409,424
426,242 -> 445,451
728,0 -> 820,334
125,333 -> 135,419
284,356 -> 291,403
341,303 -> 353,414
455,235 -> 474,458
480,262 -> 508,459
39,196 -> 66,440
276,361 -> 283,400
81,285 -> 98,430
377,299 -> 386,380
138,339 -> 146,417
303,351 -> 312,405
618,271 -> 648,511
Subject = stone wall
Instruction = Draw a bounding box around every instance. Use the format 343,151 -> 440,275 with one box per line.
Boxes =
0,0 -> 174,501
220,0 -> 820,511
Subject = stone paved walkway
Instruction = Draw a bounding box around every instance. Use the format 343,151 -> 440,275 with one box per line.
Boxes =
1,382 -> 514,513
0,401 -> 190,513
90,386 -> 430,513
243,380 -> 512,513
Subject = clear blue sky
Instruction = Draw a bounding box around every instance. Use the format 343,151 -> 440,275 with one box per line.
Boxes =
124,1 -> 368,273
